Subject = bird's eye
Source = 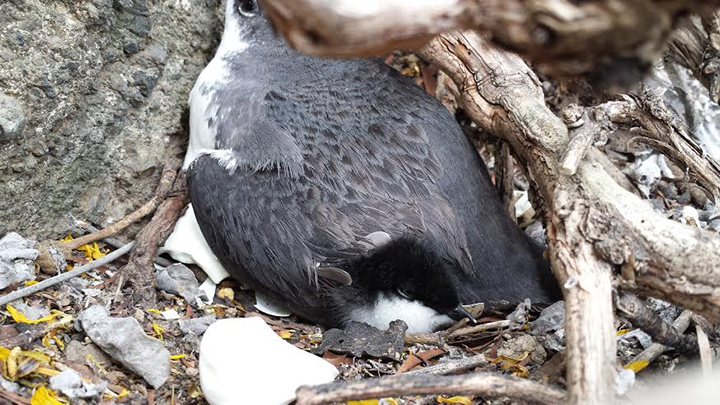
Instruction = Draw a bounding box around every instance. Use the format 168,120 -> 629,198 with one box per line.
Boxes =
237,0 -> 259,17
397,289 -> 413,300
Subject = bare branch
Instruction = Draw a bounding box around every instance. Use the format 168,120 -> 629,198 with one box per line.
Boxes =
261,0 -> 720,77
295,373 -> 566,405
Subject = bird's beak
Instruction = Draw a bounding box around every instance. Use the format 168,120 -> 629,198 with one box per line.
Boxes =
449,305 -> 478,325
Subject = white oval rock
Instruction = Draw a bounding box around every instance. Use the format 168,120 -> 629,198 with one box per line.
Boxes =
199,317 -> 338,405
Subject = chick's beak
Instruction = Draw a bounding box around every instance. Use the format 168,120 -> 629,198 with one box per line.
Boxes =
449,305 -> 478,325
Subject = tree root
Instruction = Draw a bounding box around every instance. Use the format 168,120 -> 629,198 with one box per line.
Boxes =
115,171 -> 188,311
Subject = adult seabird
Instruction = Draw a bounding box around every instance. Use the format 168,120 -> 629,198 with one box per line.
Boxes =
176,0 -> 560,333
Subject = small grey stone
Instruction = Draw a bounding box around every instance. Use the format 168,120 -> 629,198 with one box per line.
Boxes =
530,300 -> 566,334
497,334 -> 547,365
618,329 -> 653,349
79,305 -> 170,388
0,375 -> 20,393
178,315 -> 216,336
0,232 -> 37,289
50,368 -> 107,399
506,299 -> 532,327
709,219 -> 720,233
11,302 -> 50,320
157,263 -> 205,305
0,94 -> 26,143
124,40 -> 140,55
131,70 -> 158,97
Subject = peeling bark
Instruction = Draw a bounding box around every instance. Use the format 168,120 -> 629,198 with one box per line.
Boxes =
261,0 -> 720,77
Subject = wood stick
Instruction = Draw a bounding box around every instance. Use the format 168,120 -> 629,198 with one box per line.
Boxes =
119,171 -> 188,310
295,372 -> 566,405
0,242 -> 134,306
444,320 -> 510,340
403,354 -> 486,376
628,310 -> 694,366
616,292 -> 697,354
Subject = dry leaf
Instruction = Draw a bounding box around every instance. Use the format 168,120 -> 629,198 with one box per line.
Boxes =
322,350 -> 353,367
624,360 -> 649,373
437,396 -> 473,405
398,348 -> 447,373
31,385 -> 63,405
6,304 -> 64,324
276,330 -> 294,339
217,287 -> 235,301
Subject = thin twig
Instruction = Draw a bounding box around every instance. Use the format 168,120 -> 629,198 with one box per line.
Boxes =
628,309 -> 694,366
295,372 -> 566,405
695,322 -> 712,375
404,332 -> 444,346
444,320 -> 511,340
403,354 -> 486,376
84,224 -> 173,268
0,242 -> 134,306
560,111 -> 596,176
616,292 -> 697,354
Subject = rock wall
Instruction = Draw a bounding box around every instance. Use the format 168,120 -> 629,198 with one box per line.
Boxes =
0,0 -> 222,238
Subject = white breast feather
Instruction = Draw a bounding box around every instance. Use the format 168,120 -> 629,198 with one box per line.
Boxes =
349,292 -> 453,333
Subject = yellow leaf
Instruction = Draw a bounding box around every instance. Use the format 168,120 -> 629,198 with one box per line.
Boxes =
152,322 -> 165,341
170,354 -> 187,360
31,386 -> 63,405
347,400 -> 379,405
147,308 -> 163,315
24,280 -> 38,286
437,396 -> 473,405
276,330 -> 294,339
616,329 -> 630,336
77,242 -> 106,261
23,350 -> 50,364
118,388 -> 130,398
0,346 -> 10,361
59,234 -> 73,243
6,304 -> 64,325
624,360 -> 649,373
35,367 -> 61,377
7,347 -> 20,380
52,336 -> 65,350
217,287 -> 235,301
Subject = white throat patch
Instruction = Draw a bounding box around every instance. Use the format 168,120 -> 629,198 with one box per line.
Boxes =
348,292 -> 453,334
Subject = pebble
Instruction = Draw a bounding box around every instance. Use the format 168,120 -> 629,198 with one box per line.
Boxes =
157,263 -> 206,305
79,305 -> 170,389
178,315 -> 216,336
0,232 -> 37,289
50,368 -> 107,399
0,94 -> 26,143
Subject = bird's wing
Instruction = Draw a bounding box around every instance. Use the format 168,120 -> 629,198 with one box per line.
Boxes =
187,79 -> 474,308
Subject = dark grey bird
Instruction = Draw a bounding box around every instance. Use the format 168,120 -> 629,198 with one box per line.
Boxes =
183,0 -> 560,333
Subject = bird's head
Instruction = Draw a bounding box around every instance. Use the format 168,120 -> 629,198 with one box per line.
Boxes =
219,0 -> 281,53
344,238 -> 478,328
